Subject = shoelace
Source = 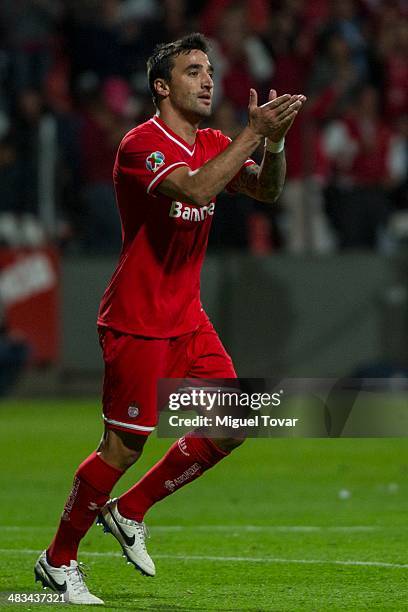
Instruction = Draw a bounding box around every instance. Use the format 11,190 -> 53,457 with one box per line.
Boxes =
134,522 -> 149,551
119,515 -> 150,551
66,563 -> 89,595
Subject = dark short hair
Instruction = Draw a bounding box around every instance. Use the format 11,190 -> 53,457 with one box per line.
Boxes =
147,33 -> 210,107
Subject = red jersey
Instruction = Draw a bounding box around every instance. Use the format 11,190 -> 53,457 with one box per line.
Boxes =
97,115 -> 255,338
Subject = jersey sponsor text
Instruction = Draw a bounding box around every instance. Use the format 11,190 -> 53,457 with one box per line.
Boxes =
169,201 -> 215,222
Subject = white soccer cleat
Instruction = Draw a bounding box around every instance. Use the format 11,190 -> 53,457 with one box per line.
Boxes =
34,550 -> 104,605
97,498 -> 156,577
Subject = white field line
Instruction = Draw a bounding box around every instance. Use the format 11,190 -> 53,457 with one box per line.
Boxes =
0,548 -> 407,570
0,525 -> 378,533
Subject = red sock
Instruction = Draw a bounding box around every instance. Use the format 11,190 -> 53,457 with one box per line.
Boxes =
47,451 -> 123,566
118,434 -> 228,521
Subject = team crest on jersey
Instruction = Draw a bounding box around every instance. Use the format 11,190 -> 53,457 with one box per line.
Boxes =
146,151 -> 165,173
128,405 -> 139,418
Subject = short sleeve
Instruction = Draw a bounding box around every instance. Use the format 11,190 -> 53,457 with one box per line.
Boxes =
116,131 -> 191,195
215,131 -> 257,193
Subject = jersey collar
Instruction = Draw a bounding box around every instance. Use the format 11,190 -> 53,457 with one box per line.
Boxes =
151,115 -> 196,157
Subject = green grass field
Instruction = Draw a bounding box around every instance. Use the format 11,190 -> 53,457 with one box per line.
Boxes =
1,399 -> 408,611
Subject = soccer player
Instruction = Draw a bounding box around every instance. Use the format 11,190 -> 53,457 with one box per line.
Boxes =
34,33 -> 306,604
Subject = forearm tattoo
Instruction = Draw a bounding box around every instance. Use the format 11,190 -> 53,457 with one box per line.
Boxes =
233,151 -> 286,203
257,150 -> 286,202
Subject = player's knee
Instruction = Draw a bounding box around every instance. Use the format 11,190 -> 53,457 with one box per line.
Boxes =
99,428 -> 149,471
212,437 -> 245,453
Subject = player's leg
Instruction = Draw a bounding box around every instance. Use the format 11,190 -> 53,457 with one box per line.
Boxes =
45,328 -> 159,564
46,446 -> 124,567
34,444 -> 124,605
98,427 -> 147,470
114,319 -> 242,524
94,330 -> 169,577
183,319 -> 245,454
35,329 -> 164,599
95,429 -> 157,577
35,428 -> 148,604
98,429 -> 229,574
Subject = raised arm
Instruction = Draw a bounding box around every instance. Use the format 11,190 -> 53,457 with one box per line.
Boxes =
157,90 -> 305,207
231,89 -> 306,203
156,124 -> 262,206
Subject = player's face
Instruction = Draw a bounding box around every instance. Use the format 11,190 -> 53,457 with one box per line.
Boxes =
167,50 -> 214,119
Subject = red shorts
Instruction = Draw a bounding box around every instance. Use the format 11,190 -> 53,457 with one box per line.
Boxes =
99,319 -> 236,435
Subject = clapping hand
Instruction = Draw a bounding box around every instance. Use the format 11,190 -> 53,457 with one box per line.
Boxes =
248,89 -> 307,143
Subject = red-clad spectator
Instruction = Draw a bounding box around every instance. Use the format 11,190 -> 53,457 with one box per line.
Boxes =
376,18 -> 408,122
0,0 -> 63,92
323,85 -> 395,248
307,32 -> 360,123
212,4 -> 273,113
325,86 -> 393,185
301,0 -> 331,29
79,89 -> 126,252
278,108 -> 335,253
262,5 -> 314,95
200,0 -> 270,36
80,108 -> 117,186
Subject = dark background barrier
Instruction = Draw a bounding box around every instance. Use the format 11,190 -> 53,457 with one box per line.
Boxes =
55,253 -> 407,385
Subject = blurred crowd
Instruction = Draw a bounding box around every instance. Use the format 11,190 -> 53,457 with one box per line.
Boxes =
0,0 -> 406,254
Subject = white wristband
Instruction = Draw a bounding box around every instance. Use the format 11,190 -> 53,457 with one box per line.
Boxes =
265,137 -> 285,153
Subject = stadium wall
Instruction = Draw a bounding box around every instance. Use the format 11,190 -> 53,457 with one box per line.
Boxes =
60,254 -> 406,383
